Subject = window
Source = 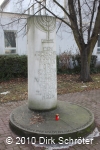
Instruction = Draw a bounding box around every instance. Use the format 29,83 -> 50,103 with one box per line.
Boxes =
97,35 -> 100,53
4,31 -> 17,54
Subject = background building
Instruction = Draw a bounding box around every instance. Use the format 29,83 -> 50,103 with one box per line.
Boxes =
0,0 -> 100,65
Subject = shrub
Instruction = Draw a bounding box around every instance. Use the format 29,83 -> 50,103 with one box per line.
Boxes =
57,53 -> 98,74
72,55 -> 97,73
57,52 -> 72,74
0,55 -> 27,81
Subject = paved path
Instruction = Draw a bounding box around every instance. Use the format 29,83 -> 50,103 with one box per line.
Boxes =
0,89 -> 100,150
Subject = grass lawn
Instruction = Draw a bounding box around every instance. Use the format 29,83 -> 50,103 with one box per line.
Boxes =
0,74 -> 100,103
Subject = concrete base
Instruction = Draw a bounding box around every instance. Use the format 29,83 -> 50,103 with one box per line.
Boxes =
9,101 -> 95,143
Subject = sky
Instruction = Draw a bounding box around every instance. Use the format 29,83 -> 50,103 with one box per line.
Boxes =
0,0 -> 4,5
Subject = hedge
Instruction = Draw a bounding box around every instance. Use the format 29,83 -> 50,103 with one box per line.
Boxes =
72,55 -> 98,74
0,55 -> 27,81
57,54 -> 98,74
0,54 -> 99,81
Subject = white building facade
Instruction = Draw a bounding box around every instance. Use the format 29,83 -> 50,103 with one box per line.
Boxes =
0,12 -> 28,55
0,0 -> 100,65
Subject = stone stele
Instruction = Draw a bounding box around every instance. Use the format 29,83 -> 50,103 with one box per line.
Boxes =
27,16 -> 57,110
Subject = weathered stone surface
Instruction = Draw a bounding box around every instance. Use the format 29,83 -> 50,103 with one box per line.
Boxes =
27,16 -> 57,110
10,101 -> 94,142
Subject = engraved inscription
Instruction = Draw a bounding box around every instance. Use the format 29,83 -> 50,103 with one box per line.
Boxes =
34,47 -> 56,100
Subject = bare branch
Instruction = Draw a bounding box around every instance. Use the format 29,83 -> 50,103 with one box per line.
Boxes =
84,0 -> 92,13
53,0 -> 71,19
35,0 -> 73,29
68,0 -> 85,52
88,0 -> 97,41
0,17 -> 26,27
78,0 -> 83,38
56,21 -> 62,33
89,4 -> 100,53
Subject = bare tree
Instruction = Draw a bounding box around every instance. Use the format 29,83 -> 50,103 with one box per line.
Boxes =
1,0 -> 100,82
35,0 -> 100,82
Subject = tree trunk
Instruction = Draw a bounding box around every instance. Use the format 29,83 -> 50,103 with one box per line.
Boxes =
79,47 -> 92,82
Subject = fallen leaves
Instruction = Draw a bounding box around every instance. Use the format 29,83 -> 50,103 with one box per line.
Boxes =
0,78 -> 28,103
57,73 -> 100,94
0,74 -> 100,103
30,114 -> 44,124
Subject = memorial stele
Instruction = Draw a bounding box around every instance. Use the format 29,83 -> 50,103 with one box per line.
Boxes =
27,15 -> 57,110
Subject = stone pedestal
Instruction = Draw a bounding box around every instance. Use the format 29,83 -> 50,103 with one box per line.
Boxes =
27,16 -> 57,110
9,101 -> 95,143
